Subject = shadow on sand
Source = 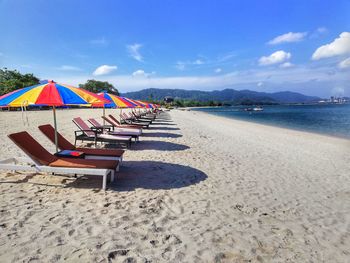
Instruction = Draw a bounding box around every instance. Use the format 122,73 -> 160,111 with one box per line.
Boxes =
1,161 -> 205,191
143,132 -> 182,138
66,161 -> 207,191
131,140 -> 189,151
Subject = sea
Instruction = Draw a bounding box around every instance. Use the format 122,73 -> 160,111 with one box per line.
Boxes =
192,104 -> 350,139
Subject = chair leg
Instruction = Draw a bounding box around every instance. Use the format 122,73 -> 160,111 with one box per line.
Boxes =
102,174 -> 107,190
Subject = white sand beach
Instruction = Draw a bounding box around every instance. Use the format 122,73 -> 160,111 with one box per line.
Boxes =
0,108 -> 349,262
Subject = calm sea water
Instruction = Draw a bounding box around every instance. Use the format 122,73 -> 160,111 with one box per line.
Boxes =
193,104 -> 350,139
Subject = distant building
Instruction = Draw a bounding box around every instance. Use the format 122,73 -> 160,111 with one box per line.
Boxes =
318,96 -> 349,104
164,96 -> 174,103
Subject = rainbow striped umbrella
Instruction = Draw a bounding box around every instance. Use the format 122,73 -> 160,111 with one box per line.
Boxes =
0,80 -> 110,151
97,92 -> 135,108
0,80 -> 109,107
122,97 -> 144,108
96,92 -> 137,125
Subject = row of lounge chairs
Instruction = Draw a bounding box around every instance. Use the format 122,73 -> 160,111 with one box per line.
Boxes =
0,109 -> 161,190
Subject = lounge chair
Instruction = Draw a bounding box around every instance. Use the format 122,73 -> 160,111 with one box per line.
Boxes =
101,116 -> 143,132
120,113 -> 151,128
87,118 -> 141,142
0,131 -> 119,190
111,114 -> 149,129
132,110 -> 156,121
125,112 -> 152,124
72,117 -> 132,147
38,124 -> 125,162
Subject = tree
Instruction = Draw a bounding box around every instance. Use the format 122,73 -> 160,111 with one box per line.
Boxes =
0,68 -> 40,96
79,79 -> 119,95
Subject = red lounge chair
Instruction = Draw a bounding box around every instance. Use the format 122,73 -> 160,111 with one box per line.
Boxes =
38,124 -> 125,162
72,117 -> 132,147
109,114 -> 149,129
88,118 -> 141,142
2,131 -> 119,190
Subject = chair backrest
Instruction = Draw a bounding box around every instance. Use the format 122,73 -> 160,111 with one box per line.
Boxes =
38,124 -> 75,151
8,131 -> 58,166
88,118 -> 102,128
72,117 -> 95,137
102,116 -> 117,127
108,115 -> 121,125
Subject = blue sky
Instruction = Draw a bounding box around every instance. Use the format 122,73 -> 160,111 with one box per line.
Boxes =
0,0 -> 349,97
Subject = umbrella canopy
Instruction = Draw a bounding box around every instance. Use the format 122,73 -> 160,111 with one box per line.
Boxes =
122,97 -> 145,108
0,80 -> 109,107
97,92 -> 135,108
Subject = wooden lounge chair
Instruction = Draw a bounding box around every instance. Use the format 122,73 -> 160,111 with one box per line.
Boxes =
131,110 -> 156,121
72,117 -> 132,147
124,112 -> 152,124
38,124 -> 125,162
0,131 -> 119,190
120,113 -> 150,128
110,114 -> 149,129
88,118 -> 141,142
101,116 -> 143,132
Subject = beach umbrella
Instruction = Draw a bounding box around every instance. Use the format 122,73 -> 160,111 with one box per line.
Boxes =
0,80 -> 110,152
97,92 -> 135,108
96,92 -> 136,123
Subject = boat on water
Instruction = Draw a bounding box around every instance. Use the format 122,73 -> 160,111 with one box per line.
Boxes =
244,106 -> 264,111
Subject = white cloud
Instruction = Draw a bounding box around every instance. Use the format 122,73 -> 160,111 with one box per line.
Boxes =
217,52 -> 236,62
316,27 -> 328,34
90,37 -> 109,46
338,57 -> 350,69
175,59 -> 206,70
268,32 -> 307,45
312,32 -> 350,60
175,61 -> 186,71
127,43 -> 143,62
310,27 -> 328,39
92,65 -> 117,76
193,59 -> 204,65
259,50 -> 291,66
215,68 -> 222,73
257,82 -> 263,87
57,65 -> 82,71
279,62 -> 294,68
132,69 -> 155,78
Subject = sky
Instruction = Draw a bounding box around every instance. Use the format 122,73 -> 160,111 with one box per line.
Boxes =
0,0 -> 349,97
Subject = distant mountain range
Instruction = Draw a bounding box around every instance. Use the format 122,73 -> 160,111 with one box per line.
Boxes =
121,88 -> 320,104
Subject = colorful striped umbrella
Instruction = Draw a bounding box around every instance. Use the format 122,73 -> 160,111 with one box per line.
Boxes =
96,92 -> 135,108
96,92 -> 137,125
121,97 -> 144,108
0,81 -> 109,107
0,80 -> 110,151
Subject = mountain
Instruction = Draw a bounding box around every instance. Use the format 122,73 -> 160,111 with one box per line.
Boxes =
121,88 -> 320,104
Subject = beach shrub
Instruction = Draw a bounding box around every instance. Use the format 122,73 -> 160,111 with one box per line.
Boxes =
0,68 -> 39,95
79,79 -> 119,95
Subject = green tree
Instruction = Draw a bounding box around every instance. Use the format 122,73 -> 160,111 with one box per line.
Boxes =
79,79 -> 119,95
0,68 -> 40,96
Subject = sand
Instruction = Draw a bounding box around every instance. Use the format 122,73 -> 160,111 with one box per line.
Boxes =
0,108 -> 349,262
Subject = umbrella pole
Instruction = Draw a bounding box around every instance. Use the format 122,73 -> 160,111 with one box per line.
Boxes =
53,106 -> 59,153
120,108 -> 122,123
103,106 -> 105,126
